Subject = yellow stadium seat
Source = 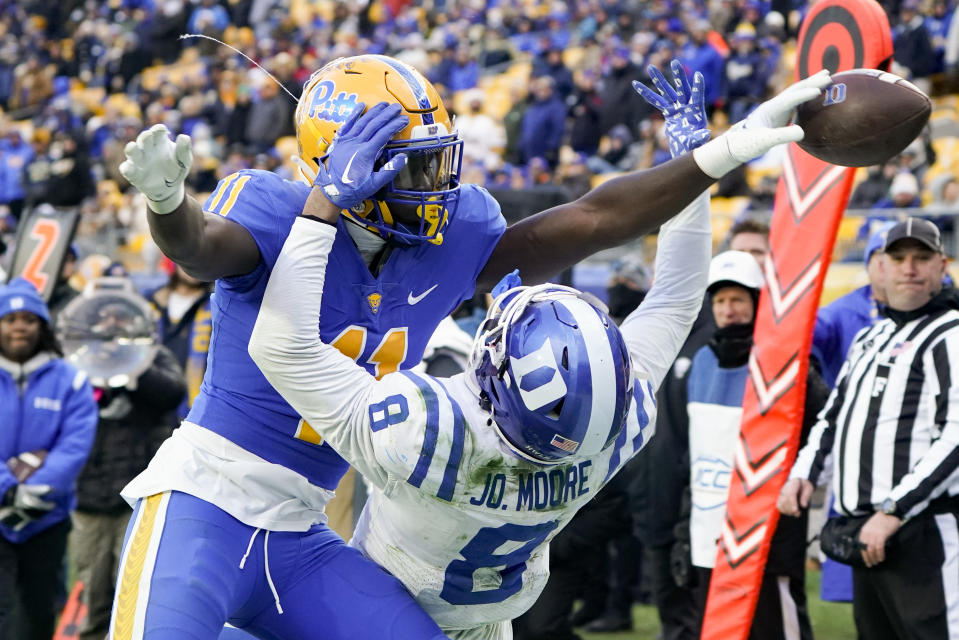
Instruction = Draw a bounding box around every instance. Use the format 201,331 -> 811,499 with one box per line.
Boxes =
710,196 -> 751,217
503,62 -> 531,83
711,215 -> 734,248
819,263 -> 867,306
745,166 -> 781,190
562,47 -> 584,69
931,136 -> 959,169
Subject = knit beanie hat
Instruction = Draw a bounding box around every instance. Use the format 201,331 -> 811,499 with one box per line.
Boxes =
0,277 -> 50,324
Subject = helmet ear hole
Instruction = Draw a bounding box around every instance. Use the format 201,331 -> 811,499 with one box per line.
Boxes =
561,346 -> 569,371
547,397 -> 565,420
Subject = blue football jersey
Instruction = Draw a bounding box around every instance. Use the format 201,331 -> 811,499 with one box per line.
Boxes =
186,170 -> 506,489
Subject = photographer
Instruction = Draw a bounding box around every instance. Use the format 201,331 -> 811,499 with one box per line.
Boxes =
60,279 -> 186,639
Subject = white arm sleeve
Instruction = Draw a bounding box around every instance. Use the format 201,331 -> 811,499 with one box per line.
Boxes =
248,217 -> 389,488
618,191 -> 711,391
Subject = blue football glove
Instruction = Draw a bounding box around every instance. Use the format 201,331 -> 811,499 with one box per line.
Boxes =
633,59 -> 711,158
314,102 -> 409,210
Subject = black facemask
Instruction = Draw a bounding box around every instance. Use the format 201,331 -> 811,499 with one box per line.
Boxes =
708,322 -> 755,368
607,284 -> 647,322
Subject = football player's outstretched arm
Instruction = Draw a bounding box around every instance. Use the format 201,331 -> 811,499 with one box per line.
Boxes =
120,124 -> 260,281
619,189 -> 710,391
478,69 -> 831,289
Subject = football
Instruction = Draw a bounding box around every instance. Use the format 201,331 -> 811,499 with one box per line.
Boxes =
795,69 -> 931,167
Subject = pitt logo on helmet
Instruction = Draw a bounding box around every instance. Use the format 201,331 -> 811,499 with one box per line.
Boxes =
295,55 -> 463,247
306,80 -> 360,124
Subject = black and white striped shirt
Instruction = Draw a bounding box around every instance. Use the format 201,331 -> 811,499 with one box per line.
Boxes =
791,308 -> 959,520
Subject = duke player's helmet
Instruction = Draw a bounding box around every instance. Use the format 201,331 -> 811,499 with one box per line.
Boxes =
469,284 -> 634,464
294,55 -> 463,245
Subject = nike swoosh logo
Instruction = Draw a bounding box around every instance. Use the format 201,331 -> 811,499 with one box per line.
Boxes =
408,285 -> 438,305
341,151 -> 360,185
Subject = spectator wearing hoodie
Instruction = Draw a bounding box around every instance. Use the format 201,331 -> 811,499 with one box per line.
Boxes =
926,173 -> 959,215
532,47 -> 575,98
723,24 -> 771,124
0,130 -> 34,224
567,69 -> 604,156
894,0 -> 936,92
598,46 -> 655,136
873,171 -> 922,211
848,161 -> 899,211
0,278 -> 97,640
587,123 -> 642,174
678,20 -> 725,114
517,76 -> 567,167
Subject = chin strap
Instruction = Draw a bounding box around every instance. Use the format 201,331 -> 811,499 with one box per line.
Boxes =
291,155 -> 317,184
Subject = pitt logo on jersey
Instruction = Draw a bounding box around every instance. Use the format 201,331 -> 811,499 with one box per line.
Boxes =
367,293 -> 382,314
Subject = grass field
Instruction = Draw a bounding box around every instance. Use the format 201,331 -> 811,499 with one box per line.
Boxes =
580,568 -> 857,640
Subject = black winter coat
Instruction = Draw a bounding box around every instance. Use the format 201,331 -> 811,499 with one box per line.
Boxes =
75,345 -> 186,513
631,296 -> 715,547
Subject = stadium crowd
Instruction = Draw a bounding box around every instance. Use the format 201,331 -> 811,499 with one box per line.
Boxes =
0,0 -> 958,638
0,0 -> 956,271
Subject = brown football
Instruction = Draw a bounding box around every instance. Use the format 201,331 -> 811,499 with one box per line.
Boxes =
795,69 -> 931,167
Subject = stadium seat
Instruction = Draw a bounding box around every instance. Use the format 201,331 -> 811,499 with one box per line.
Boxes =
819,263 -> 867,306
745,166 -> 781,190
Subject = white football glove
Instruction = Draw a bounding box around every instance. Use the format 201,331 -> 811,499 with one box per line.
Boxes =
119,123 -> 193,214
693,70 -> 832,178
5,484 -> 55,512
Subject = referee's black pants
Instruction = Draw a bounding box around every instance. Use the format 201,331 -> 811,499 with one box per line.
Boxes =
852,503 -> 959,640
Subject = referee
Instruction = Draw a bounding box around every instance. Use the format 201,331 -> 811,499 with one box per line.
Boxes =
779,217 -> 959,640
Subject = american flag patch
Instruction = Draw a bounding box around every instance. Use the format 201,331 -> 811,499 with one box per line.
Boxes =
551,434 -> 579,453
889,341 -> 912,357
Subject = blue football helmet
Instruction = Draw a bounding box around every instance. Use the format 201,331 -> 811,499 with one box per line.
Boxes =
469,284 -> 634,464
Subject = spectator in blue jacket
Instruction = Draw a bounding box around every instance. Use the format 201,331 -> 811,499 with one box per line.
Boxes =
678,20 -> 725,114
517,76 -> 568,167
0,129 -> 34,224
812,223 -> 894,388
187,0 -> 231,38
723,24 -> 771,124
0,277 -> 97,640
446,45 -> 480,91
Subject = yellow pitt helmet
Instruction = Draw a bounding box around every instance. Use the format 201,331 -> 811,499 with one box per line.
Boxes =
295,55 -> 463,246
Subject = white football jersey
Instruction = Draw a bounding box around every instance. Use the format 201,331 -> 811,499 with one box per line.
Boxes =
339,369 -> 656,630
249,190 -> 711,636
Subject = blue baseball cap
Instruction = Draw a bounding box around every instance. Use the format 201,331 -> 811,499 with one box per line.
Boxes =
864,221 -> 897,265
0,277 -> 50,324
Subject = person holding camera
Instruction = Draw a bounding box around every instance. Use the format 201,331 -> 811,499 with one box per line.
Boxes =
0,277 -> 97,639
62,279 -> 187,640
780,217 -> 959,640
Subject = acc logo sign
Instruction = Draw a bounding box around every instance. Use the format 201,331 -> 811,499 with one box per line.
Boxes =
307,80 -> 360,124
692,455 -> 732,510
511,338 -> 567,411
